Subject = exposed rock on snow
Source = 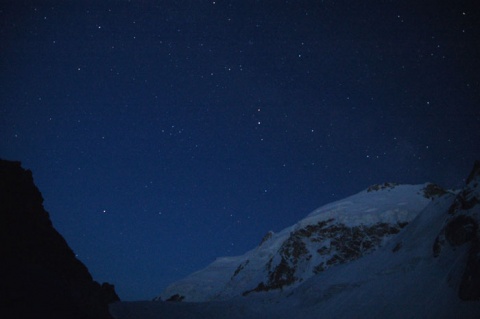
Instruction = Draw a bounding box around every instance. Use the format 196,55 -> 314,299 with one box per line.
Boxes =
367,182 -> 399,192
243,220 -> 409,295
259,231 -> 274,246
433,160 -> 480,300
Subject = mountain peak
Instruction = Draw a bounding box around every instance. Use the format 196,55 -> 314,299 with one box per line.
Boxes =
158,183 -> 433,302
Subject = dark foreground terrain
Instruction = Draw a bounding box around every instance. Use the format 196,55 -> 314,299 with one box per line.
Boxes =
0,159 -> 119,319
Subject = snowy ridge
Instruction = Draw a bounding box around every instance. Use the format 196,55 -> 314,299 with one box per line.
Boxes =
157,183 -> 437,302
300,183 -> 428,226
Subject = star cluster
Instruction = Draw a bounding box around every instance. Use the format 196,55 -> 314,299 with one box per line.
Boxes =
1,1 -> 479,300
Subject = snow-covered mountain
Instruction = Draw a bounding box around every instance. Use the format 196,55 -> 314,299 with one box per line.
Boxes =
157,183 -> 443,302
110,161 -> 480,318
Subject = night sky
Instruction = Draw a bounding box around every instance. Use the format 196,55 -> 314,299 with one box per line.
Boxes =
1,1 -> 479,301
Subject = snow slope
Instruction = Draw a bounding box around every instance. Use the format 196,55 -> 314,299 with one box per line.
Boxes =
272,193 -> 478,318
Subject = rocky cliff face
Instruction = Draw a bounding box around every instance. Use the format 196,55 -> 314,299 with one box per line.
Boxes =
242,219 -> 409,296
433,160 -> 480,300
0,159 -> 119,319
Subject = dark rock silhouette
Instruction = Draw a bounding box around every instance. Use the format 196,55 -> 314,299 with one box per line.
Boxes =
454,161 -> 480,301
0,159 -> 119,319
165,294 -> 185,302
433,160 -> 480,300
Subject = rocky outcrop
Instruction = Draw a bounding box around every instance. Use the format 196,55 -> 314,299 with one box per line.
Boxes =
422,183 -> 449,199
243,219 -> 409,295
0,159 -> 119,319
165,294 -> 185,302
259,231 -> 274,246
367,182 -> 399,192
433,160 -> 480,300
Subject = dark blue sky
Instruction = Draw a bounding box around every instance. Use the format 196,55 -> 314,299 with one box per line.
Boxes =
1,1 -> 479,300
